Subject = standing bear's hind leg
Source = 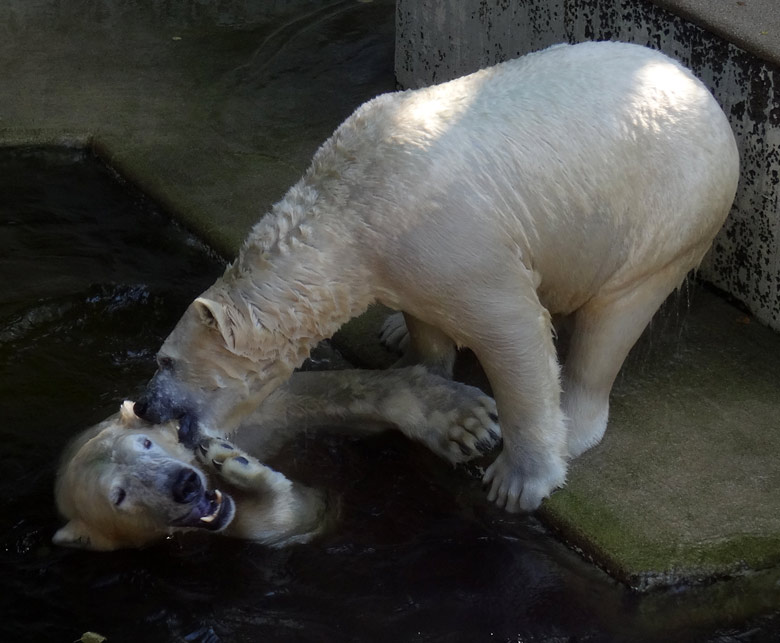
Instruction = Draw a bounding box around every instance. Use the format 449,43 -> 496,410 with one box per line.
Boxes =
381,312 -> 457,378
562,262 -> 700,458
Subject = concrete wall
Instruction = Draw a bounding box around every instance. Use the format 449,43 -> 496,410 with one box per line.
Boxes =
396,0 -> 780,332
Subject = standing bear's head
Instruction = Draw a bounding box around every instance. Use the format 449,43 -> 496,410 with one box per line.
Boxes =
132,288 -> 294,445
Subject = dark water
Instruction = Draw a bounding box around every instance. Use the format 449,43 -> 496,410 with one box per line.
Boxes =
0,148 -> 777,642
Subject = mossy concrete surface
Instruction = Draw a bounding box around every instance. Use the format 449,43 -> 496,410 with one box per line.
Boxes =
540,289 -> 780,590
3,0 -> 780,600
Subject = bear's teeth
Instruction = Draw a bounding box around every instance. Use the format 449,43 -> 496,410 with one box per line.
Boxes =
199,489 -> 223,524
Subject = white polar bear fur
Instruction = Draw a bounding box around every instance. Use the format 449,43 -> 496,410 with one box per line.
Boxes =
147,42 -> 739,513
55,369 -> 500,550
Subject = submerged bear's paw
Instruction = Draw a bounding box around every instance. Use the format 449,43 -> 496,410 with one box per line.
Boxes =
197,438 -> 292,494
426,395 -> 501,465
483,449 -> 566,512
197,438 -> 239,469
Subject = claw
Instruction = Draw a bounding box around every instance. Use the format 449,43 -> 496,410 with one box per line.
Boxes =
476,439 -> 493,454
212,459 -> 223,471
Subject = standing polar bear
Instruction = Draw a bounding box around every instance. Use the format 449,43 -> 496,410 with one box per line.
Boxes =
135,42 -> 739,513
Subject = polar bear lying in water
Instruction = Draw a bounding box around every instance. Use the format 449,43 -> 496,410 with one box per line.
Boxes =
130,41 -> 739,513
55,367 -> 499,550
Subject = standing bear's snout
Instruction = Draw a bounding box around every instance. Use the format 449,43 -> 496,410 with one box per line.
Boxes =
134,367 -> 203,447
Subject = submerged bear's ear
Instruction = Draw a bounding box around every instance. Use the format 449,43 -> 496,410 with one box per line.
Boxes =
53,520 -> 112,551
119,400 -> 138,425
194,297 -> 238,351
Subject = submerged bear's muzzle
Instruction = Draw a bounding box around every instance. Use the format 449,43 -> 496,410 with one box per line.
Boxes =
170,482 -> 235,532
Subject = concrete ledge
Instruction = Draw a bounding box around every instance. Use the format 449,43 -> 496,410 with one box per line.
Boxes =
653,0 -> 780,68
541,290 -> 780,590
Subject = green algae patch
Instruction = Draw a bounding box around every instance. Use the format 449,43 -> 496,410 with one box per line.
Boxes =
541,487 -> 780,591
539,292 -> 780,591
540,487 -> 670,590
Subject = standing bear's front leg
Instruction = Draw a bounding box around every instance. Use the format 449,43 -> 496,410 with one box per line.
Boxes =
446,279 -> 568,512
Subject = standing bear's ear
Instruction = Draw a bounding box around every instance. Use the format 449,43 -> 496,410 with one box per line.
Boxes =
193,297 -> 237,351
194,297 -> 225,329
52,520 -> 115,551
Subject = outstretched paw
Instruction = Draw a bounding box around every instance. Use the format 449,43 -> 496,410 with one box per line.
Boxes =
483,449 -> 566,512
197,438 -> 291,494
425,395 -> 502,465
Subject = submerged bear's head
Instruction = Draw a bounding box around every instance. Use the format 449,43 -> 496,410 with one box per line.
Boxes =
53,402 -> 235,551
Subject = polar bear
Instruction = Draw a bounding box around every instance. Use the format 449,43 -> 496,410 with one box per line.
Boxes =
133,42 -> 739,513
54,367 -> 499,550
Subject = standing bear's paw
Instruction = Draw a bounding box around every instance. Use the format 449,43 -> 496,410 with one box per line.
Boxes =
197,438 -> 292,494
482,449 -> 567,512
378,311 -> 409,354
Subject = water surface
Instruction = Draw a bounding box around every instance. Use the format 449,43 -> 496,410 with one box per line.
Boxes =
0,148 -> 776,642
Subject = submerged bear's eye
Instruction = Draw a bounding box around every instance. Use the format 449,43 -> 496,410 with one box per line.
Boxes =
158,355 -> 174,371
143,438 -> 152,450
113,488 -> 127,506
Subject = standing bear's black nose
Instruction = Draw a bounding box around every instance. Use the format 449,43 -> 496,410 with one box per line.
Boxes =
172,468 -> 203,504
133,398 -> 152,421
133,395 -> 170,424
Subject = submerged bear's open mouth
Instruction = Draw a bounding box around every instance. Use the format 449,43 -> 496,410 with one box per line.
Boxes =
171,488 -> 236,532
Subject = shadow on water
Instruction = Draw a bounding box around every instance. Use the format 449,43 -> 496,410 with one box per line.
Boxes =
1,149 -> 778,642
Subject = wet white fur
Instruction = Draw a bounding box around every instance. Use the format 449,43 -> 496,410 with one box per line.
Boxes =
159,42 -> 739,513
55,369 -> 500,550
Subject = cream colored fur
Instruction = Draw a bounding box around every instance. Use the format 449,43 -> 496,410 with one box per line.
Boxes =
55,368 -> 499,550
139,42 -> 739,513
